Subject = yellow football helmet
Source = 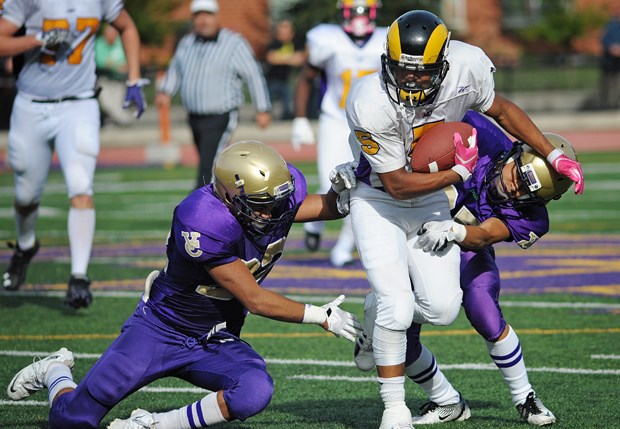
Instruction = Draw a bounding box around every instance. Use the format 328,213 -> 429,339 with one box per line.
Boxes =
488,133 -> 578,207
381,10 -> 450,107
337,0 -> 381,39
213,141 -> 296,235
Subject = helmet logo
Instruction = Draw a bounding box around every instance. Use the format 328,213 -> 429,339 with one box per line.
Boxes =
520,163 -> 542,192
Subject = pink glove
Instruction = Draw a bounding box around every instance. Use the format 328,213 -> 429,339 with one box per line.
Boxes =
547,150 -> 584,194
451,128 -> 478,181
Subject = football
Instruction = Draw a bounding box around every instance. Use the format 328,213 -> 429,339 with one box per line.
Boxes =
411,122 -> 474,173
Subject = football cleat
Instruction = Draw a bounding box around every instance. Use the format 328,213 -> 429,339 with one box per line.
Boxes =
107,409 -> 157,429
330,247 -> 353,267
412,394 -> 471,424
354,331 -> 375,371
304,231 -> 321,252
379,404 -> 414,429
7,347 -> 74,400
65,275 -> 93,309
2,240 -> 40,291
516,392 -> 556,426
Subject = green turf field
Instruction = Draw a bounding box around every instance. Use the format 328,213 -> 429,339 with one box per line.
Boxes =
0,152 -> 619,428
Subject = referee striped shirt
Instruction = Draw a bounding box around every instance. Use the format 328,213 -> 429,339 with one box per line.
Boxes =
159,29 -> 271,115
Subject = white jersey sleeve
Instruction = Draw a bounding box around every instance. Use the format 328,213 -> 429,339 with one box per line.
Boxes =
347,73 -> 413,187
6,0 -> 123,99
306,24 -> 386,119
410,41 -> 497,139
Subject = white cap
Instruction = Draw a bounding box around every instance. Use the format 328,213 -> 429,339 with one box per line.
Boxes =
191,0 -> 219,14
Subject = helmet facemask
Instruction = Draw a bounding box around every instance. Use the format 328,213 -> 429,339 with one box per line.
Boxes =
382,53 -> 449,107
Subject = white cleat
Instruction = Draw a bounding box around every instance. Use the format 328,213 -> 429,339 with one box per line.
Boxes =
516,392 -> 556,426
412,394 -> 471,424
7,347 -> 74,400
379,404 -> 414,429
107,408 -> 157,428
354,331 -> 375,371
330,247 -> 354,267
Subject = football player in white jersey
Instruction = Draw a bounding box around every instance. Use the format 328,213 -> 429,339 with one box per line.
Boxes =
292,0 -> 386,267
0,0 -> 146,308
345,10 -> 585,429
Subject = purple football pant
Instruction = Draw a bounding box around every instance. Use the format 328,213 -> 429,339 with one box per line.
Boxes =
49,301 -> 273,428
406,246 -> 506,363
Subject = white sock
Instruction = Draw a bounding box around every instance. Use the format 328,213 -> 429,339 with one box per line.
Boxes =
378,376 -> 406,409
486,325 -> 532,405
44,363 -> 76,407
405,344 -> 460,405
154,392 -> 226,429
15,209 -> 38,250
304,220 -> 323,235
68,207 -> 95,276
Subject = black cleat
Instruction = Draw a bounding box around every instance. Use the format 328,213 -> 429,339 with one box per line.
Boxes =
304,231 -> 321,252
64,275 -> 93,309
2,240 -> 40,291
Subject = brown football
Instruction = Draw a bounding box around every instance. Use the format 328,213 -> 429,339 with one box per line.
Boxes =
411,122 -> 474,173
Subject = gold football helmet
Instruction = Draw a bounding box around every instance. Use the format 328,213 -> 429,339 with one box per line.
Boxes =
213,141 -> 296,235
487,133 -> 577,207
381,10 -> 450,107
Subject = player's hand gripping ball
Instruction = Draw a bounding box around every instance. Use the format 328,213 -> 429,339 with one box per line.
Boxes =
411,122 -> 475,173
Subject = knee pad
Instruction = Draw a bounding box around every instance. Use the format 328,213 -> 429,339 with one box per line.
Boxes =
426,289 -> 462,326
224,368 -> 273,421
376,292 -> 414,331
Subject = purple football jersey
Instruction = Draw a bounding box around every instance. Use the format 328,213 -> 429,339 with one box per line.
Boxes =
457,111 -> 550,249
146,164 -> 308,338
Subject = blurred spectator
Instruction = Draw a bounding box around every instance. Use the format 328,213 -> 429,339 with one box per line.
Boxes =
155,0 -> 271,188
264,19 -> 305,120
95,24 -> 134,125
601,3 -> 620,109
95,24 -> 128,79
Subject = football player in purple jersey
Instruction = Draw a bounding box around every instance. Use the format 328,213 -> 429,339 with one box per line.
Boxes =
7,140 -> 361,429
355,111 -> 578,426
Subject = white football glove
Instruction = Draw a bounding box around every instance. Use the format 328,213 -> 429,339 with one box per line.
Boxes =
414,220 -> 467,252
336,189 -> 351,216
322,294 -> 362,342
329,161 -> 358,194
291,117 -> 315,152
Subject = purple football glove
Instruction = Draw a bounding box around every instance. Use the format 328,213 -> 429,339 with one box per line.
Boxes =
123,78 -> 150,118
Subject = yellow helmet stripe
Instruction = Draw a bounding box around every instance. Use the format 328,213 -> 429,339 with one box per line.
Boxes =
424,24 -> 449,63
386,21 -> 401,60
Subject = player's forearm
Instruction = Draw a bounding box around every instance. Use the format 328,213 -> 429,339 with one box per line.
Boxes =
0,34 -> 40,57
380,169 -> 461,200
294,65 -> 316,117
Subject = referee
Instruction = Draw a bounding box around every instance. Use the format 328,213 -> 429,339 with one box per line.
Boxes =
155,0 -> 272,187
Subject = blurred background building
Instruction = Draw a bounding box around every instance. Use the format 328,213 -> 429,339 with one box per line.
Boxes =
1,0 -> 618,131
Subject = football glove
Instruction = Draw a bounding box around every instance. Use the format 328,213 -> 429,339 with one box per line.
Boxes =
322,295 -> 362,342
36,29 -> 76,58
329,161 -> 358,194
123,78 -> 150,119
291,117 -> 315,152
547,149 -> 584,194
336,189 -> 351,216
451,128 -> 478,181
415,220 -> 467,252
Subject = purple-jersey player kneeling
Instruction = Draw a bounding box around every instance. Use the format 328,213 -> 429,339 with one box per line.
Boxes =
7,140 -> 361,429
355,111 -> 581,426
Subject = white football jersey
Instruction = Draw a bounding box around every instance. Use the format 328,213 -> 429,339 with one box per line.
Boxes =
2,0 -> 123,98
306,23 -> 386,120
347,40 -> 496,189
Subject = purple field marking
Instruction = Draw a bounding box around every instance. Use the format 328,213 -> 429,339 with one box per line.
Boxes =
1,235 -> 619,297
